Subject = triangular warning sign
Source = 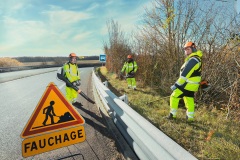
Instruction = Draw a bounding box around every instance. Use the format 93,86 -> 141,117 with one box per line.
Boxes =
21,82 -> 85,138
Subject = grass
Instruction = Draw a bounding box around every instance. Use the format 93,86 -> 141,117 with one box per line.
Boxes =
97,66 -> 240,160
20,60 -> 100,66
0,59 -> 100,67
0,58 -> 23,67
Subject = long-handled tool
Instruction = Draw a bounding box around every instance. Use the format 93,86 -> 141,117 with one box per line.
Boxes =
57,72 -> 95,104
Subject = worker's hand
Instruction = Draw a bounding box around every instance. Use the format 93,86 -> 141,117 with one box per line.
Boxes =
76,80 -> 81,86
170,85 -> 177,91
72,81 -> 77,87
130,71 -> 135,76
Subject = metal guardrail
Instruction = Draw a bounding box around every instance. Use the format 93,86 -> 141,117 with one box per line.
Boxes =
92,71 -> 197,160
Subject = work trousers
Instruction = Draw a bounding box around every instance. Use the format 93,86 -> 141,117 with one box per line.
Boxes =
170,88 -> 195,120
127,77 -> 136,89
66,86 -> 78,103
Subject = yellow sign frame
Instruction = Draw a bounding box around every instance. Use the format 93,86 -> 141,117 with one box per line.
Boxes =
22,126 -> 85,157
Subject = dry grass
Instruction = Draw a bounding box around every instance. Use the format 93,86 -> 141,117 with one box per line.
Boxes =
0,58 -> 23,67
0,59 -> 100,67
22,60 -> 100,66
98,66 -> 240,160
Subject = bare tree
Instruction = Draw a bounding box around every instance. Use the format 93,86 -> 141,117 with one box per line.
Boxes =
103,19 -> 132,74
133,0 -> 239,110
103,0 -> 239,112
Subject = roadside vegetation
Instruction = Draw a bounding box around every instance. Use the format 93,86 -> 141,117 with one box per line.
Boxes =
98,66 -> 240,160
0,58 -> 23,67
102,0 -> 239,159
0,56 -> 100,67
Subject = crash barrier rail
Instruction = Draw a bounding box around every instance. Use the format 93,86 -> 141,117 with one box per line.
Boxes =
0,63 -> 102,73
92,71 -> 197,160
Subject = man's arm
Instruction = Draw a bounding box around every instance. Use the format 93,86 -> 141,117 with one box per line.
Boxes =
52,109 -> 56,116
76,65 -> 81,80
133,61 -> 138,72
63,64 -> 74,82
121,62 -> 126,73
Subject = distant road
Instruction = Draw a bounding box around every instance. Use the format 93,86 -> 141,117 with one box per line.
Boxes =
0,67 -> 126,160
21,60 -> 100,66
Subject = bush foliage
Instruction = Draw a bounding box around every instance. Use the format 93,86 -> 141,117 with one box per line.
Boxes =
0,58 -> 23,67
103,0 -> 240,113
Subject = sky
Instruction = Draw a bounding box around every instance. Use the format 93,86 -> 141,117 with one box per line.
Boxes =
0,0 -> 239,58
0,0 -> 151,57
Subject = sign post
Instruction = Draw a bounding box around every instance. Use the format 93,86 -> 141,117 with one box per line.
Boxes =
99,54 -> 106,66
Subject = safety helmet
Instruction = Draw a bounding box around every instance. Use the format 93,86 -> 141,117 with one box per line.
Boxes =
184,42 -> 196,49
127,55 -> 132,59
69,53 -> 77,57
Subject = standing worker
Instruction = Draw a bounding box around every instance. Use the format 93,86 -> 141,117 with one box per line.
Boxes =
121,55 -> 138,90
168,42 -> 202,122
63,53 -> 81,104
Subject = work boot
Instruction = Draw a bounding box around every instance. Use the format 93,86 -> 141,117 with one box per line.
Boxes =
166,113 -> 176,120
186,115 -> 194,122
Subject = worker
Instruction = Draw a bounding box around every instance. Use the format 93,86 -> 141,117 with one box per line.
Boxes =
63,53 -> 81,104
168,42 -> 202,122
121,55 -> 138,90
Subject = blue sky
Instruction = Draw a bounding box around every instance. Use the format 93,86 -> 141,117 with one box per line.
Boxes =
0,0 -> 151,57
0,0 -> 239,57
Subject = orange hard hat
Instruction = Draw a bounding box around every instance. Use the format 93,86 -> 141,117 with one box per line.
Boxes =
69,53 -> 77,57
127,55 -> 132,59
184,42 -> 196,48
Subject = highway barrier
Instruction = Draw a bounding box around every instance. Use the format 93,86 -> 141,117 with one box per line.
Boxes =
92,70 -> 197,160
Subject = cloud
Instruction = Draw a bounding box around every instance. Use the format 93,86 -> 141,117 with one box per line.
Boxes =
86,3 -> 99,12
43,8 -> 92,27
2,17 -> 47,46
73,32 -> 93,41
0,0 -> 151,57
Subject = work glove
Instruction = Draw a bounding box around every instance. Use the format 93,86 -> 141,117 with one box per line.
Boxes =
129,71 -> 135,76
72,81 -> 77,87
75,80 -> 81,86
120,72 -> 124,78
170,85 -> 177,91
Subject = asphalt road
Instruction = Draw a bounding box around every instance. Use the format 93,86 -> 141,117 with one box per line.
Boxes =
0,67 -> 128,160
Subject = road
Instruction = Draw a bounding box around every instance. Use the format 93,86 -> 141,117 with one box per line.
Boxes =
0,67 -> 128,160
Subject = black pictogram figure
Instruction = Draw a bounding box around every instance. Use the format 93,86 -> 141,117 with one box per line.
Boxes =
57,112 -> 75,123
42,101 -> 56,126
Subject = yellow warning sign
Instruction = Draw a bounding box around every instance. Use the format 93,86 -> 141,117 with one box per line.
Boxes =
22,126 -> 85,157
21,82 -> 85,138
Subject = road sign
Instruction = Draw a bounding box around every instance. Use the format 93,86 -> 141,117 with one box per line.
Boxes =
22,126 -> 85,157
21,82 -> 85,138
99,54 -> 106,62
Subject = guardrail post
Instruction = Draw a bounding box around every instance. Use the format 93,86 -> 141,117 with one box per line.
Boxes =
103,81 -> 108,88
119,94 -> 128,104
